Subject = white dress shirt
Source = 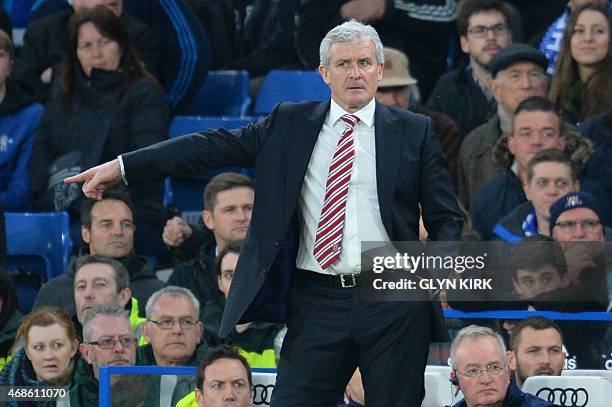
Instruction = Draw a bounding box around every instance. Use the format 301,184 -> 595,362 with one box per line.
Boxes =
296,98 -> 391,275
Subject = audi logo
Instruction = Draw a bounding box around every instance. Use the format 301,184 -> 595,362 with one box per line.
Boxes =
535,387 -> 589,406
253,384 -> 275,405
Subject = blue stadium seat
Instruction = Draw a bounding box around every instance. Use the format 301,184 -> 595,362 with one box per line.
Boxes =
164,116 -> 257,219
5,211 -> 73,312
253,70 -> 330,115
182,70 -> 251,116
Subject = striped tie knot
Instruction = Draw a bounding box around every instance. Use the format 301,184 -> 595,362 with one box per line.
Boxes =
341,114 -> 359,129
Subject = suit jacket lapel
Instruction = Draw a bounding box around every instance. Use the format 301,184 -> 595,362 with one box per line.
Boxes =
374,102 -> 401,238
285,101 -> 330,213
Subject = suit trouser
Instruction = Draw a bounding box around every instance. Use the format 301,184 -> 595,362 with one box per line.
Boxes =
271,271 -> 432,407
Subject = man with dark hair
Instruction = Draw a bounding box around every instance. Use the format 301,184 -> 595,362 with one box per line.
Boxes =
508,236 -> 568,300
472,96 -> 567,239
427,0 -> 512,137
33,189 -> 162,316
165,172 -> 254,304
72,254 -> 146,342
508,317 -> 565,388
190,345 -> 253,407
12,0 -> 157,101
457,44 -> 549,209
493,149 -> 578,241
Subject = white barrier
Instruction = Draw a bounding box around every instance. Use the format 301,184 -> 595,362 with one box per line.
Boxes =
523,375 -> 612,406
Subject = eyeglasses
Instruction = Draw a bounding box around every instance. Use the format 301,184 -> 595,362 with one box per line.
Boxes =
148,318 -> 198,330
467,23 -> 508,38
88,337 -> 137,350
456,363 -> 506,378
554,219 -> 601,232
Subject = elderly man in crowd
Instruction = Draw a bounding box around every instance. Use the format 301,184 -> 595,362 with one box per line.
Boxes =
71,303 -> 138,405
137,286 -> 207,406
450,325 -> 553,407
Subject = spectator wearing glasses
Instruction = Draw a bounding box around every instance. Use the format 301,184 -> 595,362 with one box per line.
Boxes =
137,286 -> 207,406
450,325 -> 553,407
72,303 -> 138,405
548,191 -> 609,368
550,191 -> 609,300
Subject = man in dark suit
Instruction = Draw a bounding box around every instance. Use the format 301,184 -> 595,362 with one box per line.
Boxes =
67,20 -> 462,407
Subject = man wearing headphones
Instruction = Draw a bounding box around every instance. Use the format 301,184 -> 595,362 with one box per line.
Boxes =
449,325 -> 554,407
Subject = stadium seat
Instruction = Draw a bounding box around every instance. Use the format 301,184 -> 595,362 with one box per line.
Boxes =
523,375 -> 612,406
164,116 -> 257,219
253,70 -> 331,115
5,211 -> 73,312
182,70 -> 251,116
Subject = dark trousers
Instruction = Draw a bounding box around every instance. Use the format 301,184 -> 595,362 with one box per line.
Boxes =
271,271 -> 432,407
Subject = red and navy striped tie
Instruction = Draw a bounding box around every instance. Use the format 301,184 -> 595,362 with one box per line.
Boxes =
313,114 -> 359,270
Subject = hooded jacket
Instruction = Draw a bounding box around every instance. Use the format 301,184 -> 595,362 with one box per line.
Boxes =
32,249 -> 163,318
0,79 -> 44,210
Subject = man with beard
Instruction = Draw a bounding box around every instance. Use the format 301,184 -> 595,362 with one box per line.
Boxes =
508,317 -> 565,388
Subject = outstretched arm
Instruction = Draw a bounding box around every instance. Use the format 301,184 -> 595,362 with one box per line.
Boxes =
64,158 -> 123,200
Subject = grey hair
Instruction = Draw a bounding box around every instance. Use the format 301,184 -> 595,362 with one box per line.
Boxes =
82,303 -> 130,343
449,325 -> 508,369
319,20 -> 384,69
145,286 -> 200,319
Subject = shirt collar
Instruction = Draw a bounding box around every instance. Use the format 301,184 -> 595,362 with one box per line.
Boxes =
329,98 -> 376,128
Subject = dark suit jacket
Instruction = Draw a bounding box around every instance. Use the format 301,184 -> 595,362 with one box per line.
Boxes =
123,100 -> 463,337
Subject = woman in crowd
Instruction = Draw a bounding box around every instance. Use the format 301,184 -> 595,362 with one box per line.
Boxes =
549,3 -> 611,125
0,307 -> 78,403
29,6 -> 169,256
0,30 -> 43,211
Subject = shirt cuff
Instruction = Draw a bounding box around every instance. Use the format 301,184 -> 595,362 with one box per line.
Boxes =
118,155 -> 128,186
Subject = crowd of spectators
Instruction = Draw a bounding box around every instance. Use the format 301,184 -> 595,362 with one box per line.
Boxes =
0,0 -> 611,406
